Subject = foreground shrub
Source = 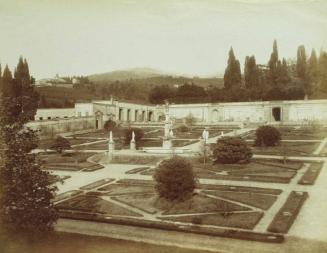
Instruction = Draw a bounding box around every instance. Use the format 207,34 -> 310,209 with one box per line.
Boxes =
153,156 -> 196,201
213,137 -> 252,164
104,119 -> 117,133
255,125 -> 281,147
51,136 -> 71,153
124,127 -> 144,144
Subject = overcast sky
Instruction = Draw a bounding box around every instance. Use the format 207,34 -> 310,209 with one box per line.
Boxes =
0,0 -> 326,79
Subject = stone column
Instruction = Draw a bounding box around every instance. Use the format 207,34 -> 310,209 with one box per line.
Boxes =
108,131 -> 115,161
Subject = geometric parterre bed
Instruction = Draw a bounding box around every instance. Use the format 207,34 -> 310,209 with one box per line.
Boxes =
56,180 -> 281,231
141,159 -> 303,184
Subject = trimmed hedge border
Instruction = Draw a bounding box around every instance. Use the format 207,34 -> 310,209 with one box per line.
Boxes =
298,163 -> 323,185
125,167 -> 151,174
58,210 -> 284,243
80,178 -> 115,190
198,184 -> 282,195
267,191 -> 308,234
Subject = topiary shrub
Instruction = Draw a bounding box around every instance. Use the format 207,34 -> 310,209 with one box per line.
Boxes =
51,136 -> 71,154
124,127 -> 144,144
178,124 -> 189,133
213,137 -> 252,164
153,156 -> 196,201
104,119 -> 117,133
255,125 -> 281,147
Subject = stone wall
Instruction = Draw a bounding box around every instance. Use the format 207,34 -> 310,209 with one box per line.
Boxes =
27,116 -> 95,137
35,108 -> 75,121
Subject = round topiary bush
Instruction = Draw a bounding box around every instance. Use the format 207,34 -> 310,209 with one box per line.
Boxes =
254,125 -> 281,147
124,127 -> 144,144
178,124 -> 189,133
213,136 -> 252,164
153,156 -> 196,201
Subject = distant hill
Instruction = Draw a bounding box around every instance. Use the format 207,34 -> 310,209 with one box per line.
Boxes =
88,67 -> 165,82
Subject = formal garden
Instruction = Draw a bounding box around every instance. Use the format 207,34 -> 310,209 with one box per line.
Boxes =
35,122 -> 326,243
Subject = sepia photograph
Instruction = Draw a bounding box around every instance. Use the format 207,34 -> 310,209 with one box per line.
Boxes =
0,0 -> 327,252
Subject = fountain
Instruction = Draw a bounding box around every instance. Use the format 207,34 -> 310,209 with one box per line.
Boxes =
143,102 -> 191,154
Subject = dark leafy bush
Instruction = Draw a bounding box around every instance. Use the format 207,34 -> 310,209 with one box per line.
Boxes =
124,127 -> 144,144
104,119 -> 116,132
51,136 -> 71,153
213,137 -> 252,164
255,125 -> 281,147
153,156 -> 196,201
178,125 -> 189,132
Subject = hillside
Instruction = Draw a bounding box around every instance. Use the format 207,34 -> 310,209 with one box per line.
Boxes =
88,67 -> 164,82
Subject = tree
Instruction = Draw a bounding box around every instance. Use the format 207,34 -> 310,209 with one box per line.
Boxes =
307,49 -> 319,94
268,40 -> 279,86
213,137 -> 252,164
254,126 -> 281,147
104,119 -> 117,133
318,51 -> 327,94
0,58 -> 58,236
51,136 -> 71,153
244,55 -> 260,89
224,47 -> 242,89
276,58 -> 291,85
153,156 -> 196,201
296,45 -> 309,94
148,85 -> 175,104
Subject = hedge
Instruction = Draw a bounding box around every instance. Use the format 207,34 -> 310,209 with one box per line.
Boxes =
267,191 -> 308,233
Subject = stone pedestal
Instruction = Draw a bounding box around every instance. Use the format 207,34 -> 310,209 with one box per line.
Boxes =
162,138 -> 172,149
108,140 -> 115,152
130,140 -> 136,150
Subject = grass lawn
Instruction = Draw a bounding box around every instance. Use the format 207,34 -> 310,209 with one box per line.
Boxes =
191,158 -> 302,183
110,155 -> 163,165
40,152 -> 97,163
245,127 -> 327,141
56,195 -> 142,217
251,142 -> 319,156
202,190 -> 277,210
99,183 -> 154,195
160,212 -> 263,230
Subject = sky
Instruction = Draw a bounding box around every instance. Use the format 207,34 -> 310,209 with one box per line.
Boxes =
0,0 -> 326,79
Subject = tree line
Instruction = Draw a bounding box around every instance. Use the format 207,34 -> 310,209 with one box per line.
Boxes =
149,40 -> 327,104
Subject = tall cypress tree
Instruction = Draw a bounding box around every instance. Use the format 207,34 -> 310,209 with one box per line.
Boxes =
224,47 -> 242,89
276,58 -> 291,85
0,58 -> 57,236
296,45 -> 309,94
244,55 -> 259,89
318,51 -> 327,94
296,45 -> 307,80
308,49 -> 319,92
268,40 -> 279,86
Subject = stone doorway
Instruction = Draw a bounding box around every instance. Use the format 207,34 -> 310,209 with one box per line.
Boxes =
272,107 -> 281,121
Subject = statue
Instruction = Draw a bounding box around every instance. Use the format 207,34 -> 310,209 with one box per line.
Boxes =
169,129 -> 174,138
130,131 -> 136,150
131,131 -> 135,142
202,128 -> 209,142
